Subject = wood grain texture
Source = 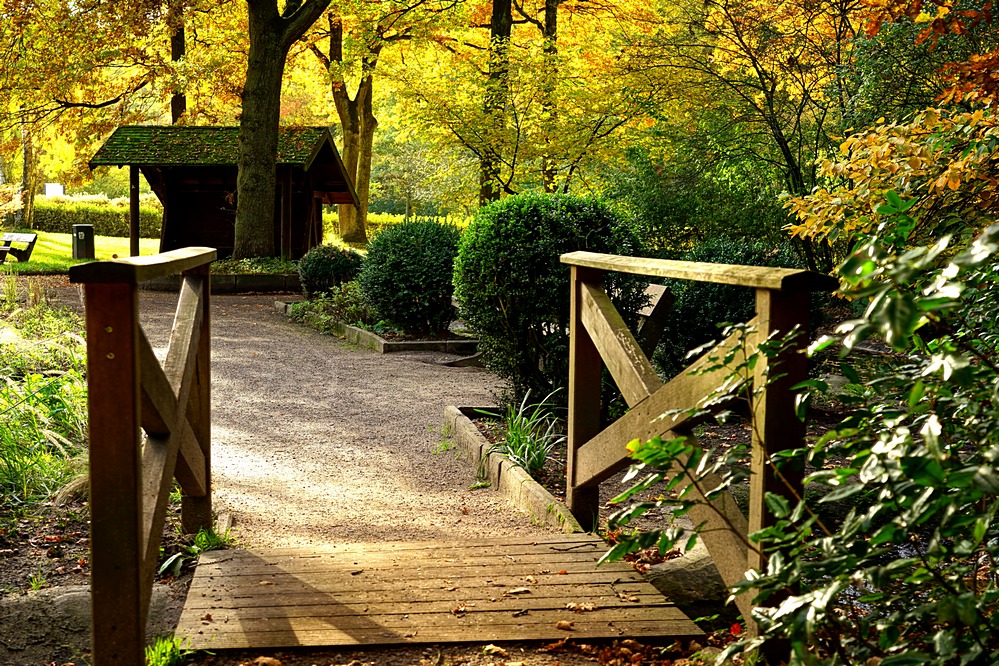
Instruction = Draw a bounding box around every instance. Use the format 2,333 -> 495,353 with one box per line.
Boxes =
561,251 -> 838,291
566,267 -> 604,531
69,246 -> 216,285
176,536 -> 700,650
84,282 -> 145,666
579,282 -> 662,408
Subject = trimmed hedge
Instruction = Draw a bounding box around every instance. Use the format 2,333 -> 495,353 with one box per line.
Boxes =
32,195 -> 162,238
298,245 -> 363,298
358,219 -> 462,335
454,192 -> 648,404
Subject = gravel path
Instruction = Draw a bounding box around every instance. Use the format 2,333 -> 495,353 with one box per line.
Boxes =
76,288 -> 554,548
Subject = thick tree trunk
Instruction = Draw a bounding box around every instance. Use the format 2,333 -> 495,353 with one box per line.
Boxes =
480,0 -> 512,205
234,0 -> 331,259
234,20 -> 285,258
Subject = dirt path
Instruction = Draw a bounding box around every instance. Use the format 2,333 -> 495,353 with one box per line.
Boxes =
69,288 -> 552,547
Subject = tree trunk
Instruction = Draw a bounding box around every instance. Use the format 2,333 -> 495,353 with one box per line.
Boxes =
15,126 -> 37,230
325,15 -> 377,245
540,0 -> 558,192
480,0 -> 512,205
169,1 -> 187,123
234,0 -> 331,259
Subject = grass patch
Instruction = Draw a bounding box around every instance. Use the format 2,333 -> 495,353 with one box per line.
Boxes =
1,230 -> 160,274
0,275 -> 88,506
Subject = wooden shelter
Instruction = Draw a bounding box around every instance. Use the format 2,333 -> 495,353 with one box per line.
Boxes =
89,126 -> 358,259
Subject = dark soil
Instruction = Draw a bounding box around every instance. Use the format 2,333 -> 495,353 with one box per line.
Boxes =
0,496 -> 191,598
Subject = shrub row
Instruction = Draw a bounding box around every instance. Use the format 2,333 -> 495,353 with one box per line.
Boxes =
33,195 -> 162,238
303,193 -> 810,408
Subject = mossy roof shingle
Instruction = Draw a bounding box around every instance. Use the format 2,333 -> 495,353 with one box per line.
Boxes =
89,126 -> 331,167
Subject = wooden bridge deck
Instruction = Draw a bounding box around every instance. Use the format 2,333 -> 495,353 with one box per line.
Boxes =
176,533 -> 700,650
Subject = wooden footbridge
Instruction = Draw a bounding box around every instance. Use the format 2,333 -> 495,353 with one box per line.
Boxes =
71,248 -> 834,664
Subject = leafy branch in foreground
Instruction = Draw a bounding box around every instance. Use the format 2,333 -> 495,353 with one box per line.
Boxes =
607,218 -> 999,662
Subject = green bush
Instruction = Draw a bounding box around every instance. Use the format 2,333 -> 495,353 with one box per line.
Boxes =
358,219 -> 462,335
653,237 -> 804,377
298,245 -> 363,298
32,194 -> 161,238
454,192 -> 647,403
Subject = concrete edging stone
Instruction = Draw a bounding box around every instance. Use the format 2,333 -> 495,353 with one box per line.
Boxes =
276,301 -> 480,355
443,405 -> 582,534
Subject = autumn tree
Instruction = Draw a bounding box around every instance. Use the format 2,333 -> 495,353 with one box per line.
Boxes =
391,0 -> 646,203
233,0 -> 331,258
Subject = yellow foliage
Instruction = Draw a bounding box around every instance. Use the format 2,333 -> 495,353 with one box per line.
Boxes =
786,107 -> 999,244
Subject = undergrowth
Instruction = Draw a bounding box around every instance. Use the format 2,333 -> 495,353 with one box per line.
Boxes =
0,273 -> 88,507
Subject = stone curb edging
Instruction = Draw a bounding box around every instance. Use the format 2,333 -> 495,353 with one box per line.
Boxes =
142,274 -> 301,293
444,405 -> 583,534
276,301 -> 480,355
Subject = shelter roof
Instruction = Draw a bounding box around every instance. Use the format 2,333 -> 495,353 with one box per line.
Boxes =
89,126 -> 332,168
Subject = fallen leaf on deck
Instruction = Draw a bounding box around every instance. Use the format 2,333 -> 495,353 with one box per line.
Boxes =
566,602 -> 596,613
257,580 -> 274,585
525,575 -> 537,584
555,620 -> 575,631
451,605 -> 467,617
506,587 -> 531,595
200,613 -> 213,622
512,609 -> 529,617
557,569 -> 568,575
617,592 -> 639,602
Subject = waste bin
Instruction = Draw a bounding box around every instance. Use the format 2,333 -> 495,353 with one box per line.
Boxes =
72,224 -> 95,260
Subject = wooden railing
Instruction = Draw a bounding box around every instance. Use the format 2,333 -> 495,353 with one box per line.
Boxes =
70,247 -> 216,665
561,251 -> 837,621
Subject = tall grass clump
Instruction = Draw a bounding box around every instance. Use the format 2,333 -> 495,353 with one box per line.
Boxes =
1,274 -> 88,506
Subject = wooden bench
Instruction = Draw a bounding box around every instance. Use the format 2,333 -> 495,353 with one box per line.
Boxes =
0,232 -> 38,263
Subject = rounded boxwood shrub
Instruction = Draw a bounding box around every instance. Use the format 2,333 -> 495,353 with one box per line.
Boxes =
454,192 -> 647,403
357,219 -> 462,335
298,245 -> 363,298
653,237 -> 805,377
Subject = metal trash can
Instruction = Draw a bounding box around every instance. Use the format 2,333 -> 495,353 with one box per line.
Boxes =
72,224 -> 95,260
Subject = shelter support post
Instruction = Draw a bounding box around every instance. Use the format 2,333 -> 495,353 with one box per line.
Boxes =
129,166 -> 140,257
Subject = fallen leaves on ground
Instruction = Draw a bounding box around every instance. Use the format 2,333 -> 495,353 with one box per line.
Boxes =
555,620 -> 575,631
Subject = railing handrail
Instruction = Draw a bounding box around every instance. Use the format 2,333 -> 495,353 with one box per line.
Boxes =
561,250 -> 838,291
70,246 -> 216,284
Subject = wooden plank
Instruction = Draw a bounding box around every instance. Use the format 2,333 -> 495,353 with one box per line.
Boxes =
139,276 -> 205,598
561,251 -> 839,291
580,281 -> 662,407
187,558 -> 633,583
129,165 -> 140,257
637,284 -> 673,357
182,263 -> 212,533
567,266 -> 604,531
198,532 -> 599,559
180,618 -> 699,650
69,246 -> 216,285
573,318 -> 758,488
190,553 -> 614,578
186,572 -> 651,601
747,289 -> 808,568
183,586 -> 666,610
183,605 -> 690,635
84,282 -> 146,666
138,333 -> 206,495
